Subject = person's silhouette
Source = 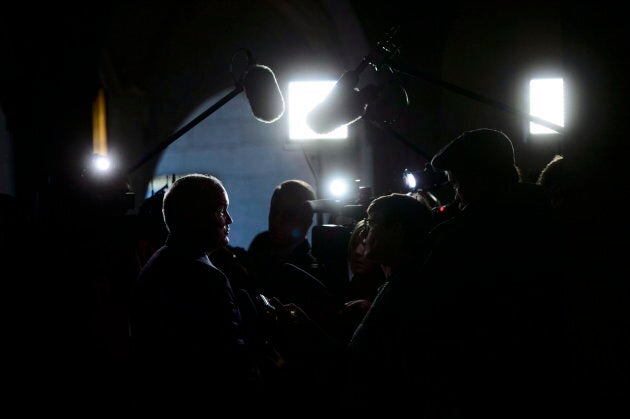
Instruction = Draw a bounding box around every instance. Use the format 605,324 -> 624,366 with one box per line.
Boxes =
129,174 -> 261,414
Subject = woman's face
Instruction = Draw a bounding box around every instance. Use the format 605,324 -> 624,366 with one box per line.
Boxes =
362,210 -> 397,265
349,238 -> 380,276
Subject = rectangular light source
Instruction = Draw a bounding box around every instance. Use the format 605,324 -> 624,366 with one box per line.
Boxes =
529,78 -> 564,135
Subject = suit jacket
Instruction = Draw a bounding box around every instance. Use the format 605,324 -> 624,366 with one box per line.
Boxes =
129,236 -> 260,412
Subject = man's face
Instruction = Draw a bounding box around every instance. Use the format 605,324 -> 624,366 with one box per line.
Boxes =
446,170 -> 466,208
198,185 -> 233,251
269,204 -> 312,247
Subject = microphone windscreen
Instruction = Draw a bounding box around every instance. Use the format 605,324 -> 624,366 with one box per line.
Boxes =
243,64 -> 285,123
306,71 -> 366,134
307,91 -> 364,134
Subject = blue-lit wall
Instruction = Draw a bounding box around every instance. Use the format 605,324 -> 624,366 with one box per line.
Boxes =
153,89 -> 318,250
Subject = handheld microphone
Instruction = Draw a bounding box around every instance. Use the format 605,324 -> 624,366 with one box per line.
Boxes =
243,63 -> 285,123
306,71 -> 379,134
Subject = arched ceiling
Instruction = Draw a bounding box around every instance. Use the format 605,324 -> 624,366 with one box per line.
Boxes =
1,0 -> 626,209
1,0 -> 449,200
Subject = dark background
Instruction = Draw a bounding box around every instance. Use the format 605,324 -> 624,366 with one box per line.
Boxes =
2,1 -> 627,205
1,0 -> 627,413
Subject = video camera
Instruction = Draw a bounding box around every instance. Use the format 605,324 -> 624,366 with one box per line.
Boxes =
402,164 -> 460,223
402,163 -> 449,193
307,186 -> 372,261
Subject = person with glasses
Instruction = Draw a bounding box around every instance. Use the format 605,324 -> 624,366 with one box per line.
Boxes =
345,192 -> 434,410
338,218 -> 388,343
345,218 -> 388,301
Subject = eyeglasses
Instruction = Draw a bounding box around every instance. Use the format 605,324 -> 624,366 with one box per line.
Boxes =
362,218 -> 378,231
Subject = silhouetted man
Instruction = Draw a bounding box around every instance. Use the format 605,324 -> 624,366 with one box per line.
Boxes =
129,174 -> 260,414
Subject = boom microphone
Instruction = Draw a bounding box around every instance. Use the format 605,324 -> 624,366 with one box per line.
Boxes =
306,71 -> 379,134
125,51 -> 285,175
243,63 -> 285,123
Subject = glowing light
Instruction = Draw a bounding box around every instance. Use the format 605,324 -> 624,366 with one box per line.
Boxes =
403,171 -> 417,190
529,78 -> 564,134
329,178 -> 350,198
93,154 -> 111,172
91,88 -> 111,174
92,88 -> 108,154
288,81 -> 348,140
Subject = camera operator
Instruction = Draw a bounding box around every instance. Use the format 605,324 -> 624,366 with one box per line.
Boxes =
247,179 -> 318,289
244,180 -> 347,404
247,180 -> 342,324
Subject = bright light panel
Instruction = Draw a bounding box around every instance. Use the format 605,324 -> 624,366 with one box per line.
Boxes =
529,78 -> 564,134
288,81 -> 348,140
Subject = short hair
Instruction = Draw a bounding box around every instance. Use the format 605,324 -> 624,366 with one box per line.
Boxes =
537,154 -> 574,208
367,193 -> 433,249
431,128 -> 519,183
162,174 -> 224,234
269,179 -> 316,217
537,154 -> 565,188
347,218 -> 368,255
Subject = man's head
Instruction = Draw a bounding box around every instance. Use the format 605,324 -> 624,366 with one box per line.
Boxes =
363,193 -> 433,268
537,154 -> 566,209
162,174 -> 232,252
268,179 -> 316,247
431,128 -> 520,207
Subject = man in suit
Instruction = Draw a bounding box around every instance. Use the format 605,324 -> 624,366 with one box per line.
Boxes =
129,174 -> 261,414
